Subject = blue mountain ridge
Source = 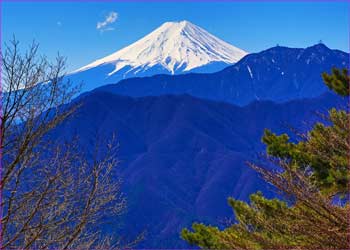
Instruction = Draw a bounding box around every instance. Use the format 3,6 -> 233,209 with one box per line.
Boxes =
97,43 -> 348,106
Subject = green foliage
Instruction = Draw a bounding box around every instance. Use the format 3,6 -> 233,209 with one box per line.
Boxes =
181,68 -> 350,249
262,106 -> 349,196
322,68 -> 349,97
182,192 -> 318,250
181,223 -> 223,249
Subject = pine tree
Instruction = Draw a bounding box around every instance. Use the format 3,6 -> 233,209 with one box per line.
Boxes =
181,68 -> 350,249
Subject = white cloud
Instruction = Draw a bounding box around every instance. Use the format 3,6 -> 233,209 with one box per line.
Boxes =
97,11 -> 118,31
57,21 -> 62,27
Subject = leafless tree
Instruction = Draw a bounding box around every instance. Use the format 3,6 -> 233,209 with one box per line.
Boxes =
0,39 -> 136,249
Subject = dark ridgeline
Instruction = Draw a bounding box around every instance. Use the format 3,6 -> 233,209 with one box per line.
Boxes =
98,44 -> 348,106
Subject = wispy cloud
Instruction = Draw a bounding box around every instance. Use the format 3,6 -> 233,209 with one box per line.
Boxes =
97,11 -> 118,32
57,21 -> 62,27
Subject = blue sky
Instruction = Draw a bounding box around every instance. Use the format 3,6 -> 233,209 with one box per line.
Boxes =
2,1 -> 349,72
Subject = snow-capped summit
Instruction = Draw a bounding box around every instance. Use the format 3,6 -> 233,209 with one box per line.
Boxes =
69,20 -> 248,92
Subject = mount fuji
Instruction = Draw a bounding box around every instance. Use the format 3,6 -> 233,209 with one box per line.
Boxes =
67,20 -> 247,93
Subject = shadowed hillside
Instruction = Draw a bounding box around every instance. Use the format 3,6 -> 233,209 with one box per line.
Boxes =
49,90 -> 344,247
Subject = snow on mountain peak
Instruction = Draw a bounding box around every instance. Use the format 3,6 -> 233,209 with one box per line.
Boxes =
74,20 -> 248,75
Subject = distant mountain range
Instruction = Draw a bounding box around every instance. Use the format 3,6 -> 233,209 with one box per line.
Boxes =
67,21 -> 247,93
98,43 -> 348,106
49,20 -> 349,247
50,90 -> 344,247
